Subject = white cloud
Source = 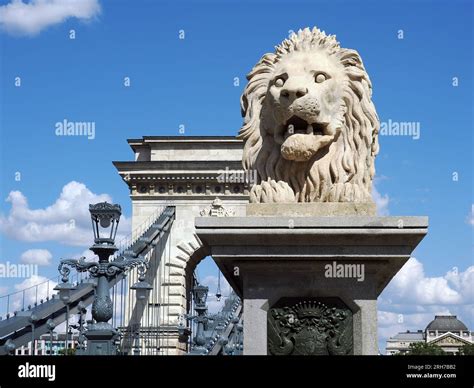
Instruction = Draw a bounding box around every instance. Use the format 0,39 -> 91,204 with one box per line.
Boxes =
378,258 -> 474,353
372,183 -> 389,216
0,0 -> 101,36
468,204 -> 474,226
20,248 -> 52,266
0,181 -> 131,247
382,257 -> 473,305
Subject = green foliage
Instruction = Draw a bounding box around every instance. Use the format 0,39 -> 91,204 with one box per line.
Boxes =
58,347 -> 76,356
406,342 -> 446,355
459,343 -> 474,355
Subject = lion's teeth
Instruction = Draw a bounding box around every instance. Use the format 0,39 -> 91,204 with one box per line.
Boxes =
287,124 -> 294,134
306,124 -> 313,134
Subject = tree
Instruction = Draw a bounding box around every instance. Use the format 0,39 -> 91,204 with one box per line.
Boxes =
459,343 -> 474,355
58,347 -> 76,356
406,342 -> 446,355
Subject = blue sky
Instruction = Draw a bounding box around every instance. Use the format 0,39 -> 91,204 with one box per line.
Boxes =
0,0 -> 472,352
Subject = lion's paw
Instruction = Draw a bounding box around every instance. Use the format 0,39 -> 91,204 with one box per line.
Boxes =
250,179 -> 296,203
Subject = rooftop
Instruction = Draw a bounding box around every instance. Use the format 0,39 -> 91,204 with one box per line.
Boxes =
389,331 -> 424,341
425,315 -> 468,332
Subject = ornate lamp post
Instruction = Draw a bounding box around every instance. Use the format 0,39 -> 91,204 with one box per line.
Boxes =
130,271 -> 153,301
130,269 -> 152,355
71,301 -> 87,355
53,280 -> 76,353
56,202 -> 152,355
46,319 -> 55,356
189,284 -> 209,355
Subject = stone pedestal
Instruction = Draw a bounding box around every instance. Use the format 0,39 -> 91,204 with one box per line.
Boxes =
195,208 -> 428,355
84,326 -> 118,355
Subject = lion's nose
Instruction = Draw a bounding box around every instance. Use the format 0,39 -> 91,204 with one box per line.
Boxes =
281,86 -> 308,100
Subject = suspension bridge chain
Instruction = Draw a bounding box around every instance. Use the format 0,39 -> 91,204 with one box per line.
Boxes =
204,292 -> 243,356
182,288 -> 243,356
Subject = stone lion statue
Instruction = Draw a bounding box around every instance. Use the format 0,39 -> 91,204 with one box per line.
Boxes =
238,27 -> 379,203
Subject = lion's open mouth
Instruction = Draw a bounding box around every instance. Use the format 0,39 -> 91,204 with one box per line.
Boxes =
276,115 -> 339,162
284,115 -> 327,139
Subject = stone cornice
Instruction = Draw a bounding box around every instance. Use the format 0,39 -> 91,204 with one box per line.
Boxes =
126,136 -> 243,153
114,136 -> 249,198
113,160 -> 243,171
114,165 -> 250,198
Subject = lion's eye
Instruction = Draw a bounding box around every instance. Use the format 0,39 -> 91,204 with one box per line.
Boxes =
274,78 -> 285,87
315,73 -> 327,83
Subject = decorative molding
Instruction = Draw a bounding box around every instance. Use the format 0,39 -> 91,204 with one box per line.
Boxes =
429,333 -> 472,346
120,174 -> 247,197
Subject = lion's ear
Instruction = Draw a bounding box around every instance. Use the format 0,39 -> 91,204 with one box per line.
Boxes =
338,49 -> 364,69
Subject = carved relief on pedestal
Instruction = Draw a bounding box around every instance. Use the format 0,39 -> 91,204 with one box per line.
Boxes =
268,298 -> 353,355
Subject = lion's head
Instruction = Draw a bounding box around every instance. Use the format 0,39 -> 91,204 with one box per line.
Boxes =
238,27 -> 379,203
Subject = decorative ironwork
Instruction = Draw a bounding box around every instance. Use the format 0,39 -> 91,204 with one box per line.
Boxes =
181,282 -> 209,355
89,201 -> 121,244
91,295 -> 113,323
268,298 -> 353,355
55,201 -> 153,355
58,256 -> 148,281
73,302 -> 87,353
193,284 -> 209,308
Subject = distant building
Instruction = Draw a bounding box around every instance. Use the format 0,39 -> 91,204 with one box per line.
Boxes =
386,315 -> 473,355
14,333 -> 79,356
